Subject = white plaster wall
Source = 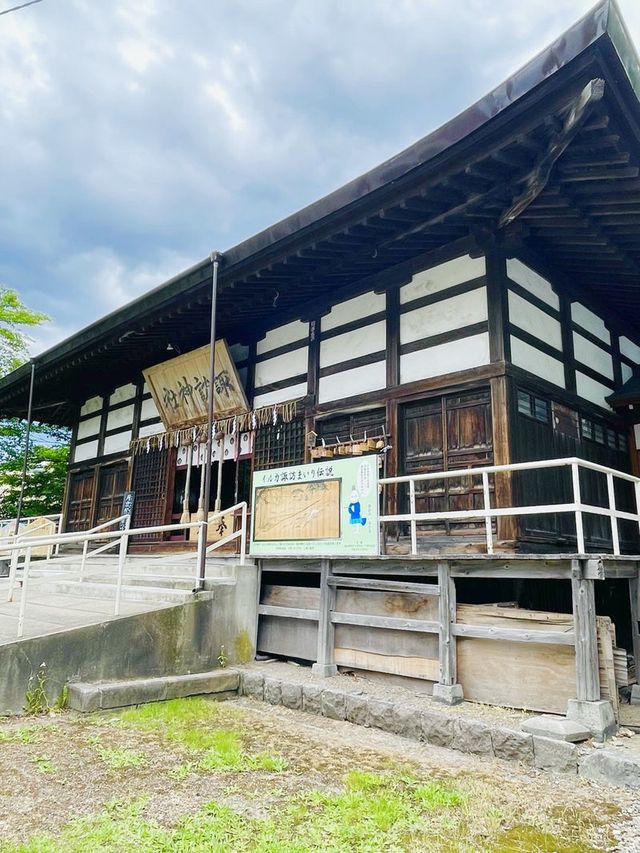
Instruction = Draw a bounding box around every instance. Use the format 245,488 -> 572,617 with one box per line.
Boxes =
576,371 -> 612,410
506,259 -> 559,309
400,332 -> 490,384
573,333 -> 614,380
571,302 -> 610,344
257,320 -> 309,355
73,440 -> 99,463
510,336 -> 566,388
140,397 -> 160,421
254,347 -> 308,387
110,384 -> 136,406
620,336 -> 640,364
400,255 -> 485,304
80,396 -> 102,416
320,321 -> 386,368
138,422 -> 164,438
77,416 -> 101,440
318,361 -> 386,404
508,291 -> 562,351
106,404 -> 135,432
103,431 -> 132,455
400,287 -> 487,345
321,291 -> 385,332
253,381 -> 308,408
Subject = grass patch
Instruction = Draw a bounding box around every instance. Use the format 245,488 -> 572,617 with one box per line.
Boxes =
97,746 -> 147,771
0,769 -> 601,852
31,755 -> 55,775
118,697 -> 288,775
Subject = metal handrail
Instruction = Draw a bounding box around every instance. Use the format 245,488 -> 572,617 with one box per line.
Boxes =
380,456 -> 640,556
4,502 -> 249,639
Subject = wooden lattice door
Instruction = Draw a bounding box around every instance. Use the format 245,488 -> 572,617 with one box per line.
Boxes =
130,448 -> 174,541
66,469 -> 96,532
95,462 -> 129,527
401,389 -> 493,536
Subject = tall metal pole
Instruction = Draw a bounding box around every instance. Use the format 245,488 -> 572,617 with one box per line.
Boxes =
14,360 -> 36,536
196,251 -> 221,589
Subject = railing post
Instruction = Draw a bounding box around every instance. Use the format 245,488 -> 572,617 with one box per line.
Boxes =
409,479 -> 417,556
481,471 -> 493,555
114,516 -> 131,617
571,462 -> 585,553
17,546 -> 32,639
634,481 -> 640,543
239,503 -> 247,566
195,522 -> 206,587
54,514 -> 63,556
7,547 -> 19,602
79,538 -> 89,582
606,473 -> 620,556
312,558 -> 338,677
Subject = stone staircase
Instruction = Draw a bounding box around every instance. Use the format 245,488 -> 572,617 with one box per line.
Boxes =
0,555 -> 250,645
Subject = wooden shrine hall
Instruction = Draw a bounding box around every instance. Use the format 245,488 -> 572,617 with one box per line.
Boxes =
1,0 -> 640,729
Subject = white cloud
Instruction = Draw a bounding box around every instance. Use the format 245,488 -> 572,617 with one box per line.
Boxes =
0,0 -> 637,357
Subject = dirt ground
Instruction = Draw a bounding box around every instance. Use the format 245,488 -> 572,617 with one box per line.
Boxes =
0,696 -> 639,851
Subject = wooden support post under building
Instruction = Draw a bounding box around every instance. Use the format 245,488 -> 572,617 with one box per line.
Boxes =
433,561 -> 463,704
312,558 -> 338,677
630,575 -> 640,679
567,559 -> 616,739
571,561 -> 600,702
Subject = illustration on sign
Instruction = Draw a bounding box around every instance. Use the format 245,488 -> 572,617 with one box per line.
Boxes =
250,456 -> 379,557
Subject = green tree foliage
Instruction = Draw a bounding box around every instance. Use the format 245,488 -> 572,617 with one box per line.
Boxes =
0,420 -> 70,518
0,287 -> 49,375
0,287 -> 70,520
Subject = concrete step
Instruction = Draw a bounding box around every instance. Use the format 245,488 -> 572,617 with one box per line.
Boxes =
27,579 -> 199,604
67,668 -> 240,711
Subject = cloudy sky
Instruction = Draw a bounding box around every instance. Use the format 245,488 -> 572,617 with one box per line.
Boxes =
1,0 -> 639,357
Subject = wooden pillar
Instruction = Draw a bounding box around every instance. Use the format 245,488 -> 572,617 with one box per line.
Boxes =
490,374 -> 516,543
630,575 -> 640,677
437,561 -> 457,686
571,560 -> 600,702
312,558 -> 338,677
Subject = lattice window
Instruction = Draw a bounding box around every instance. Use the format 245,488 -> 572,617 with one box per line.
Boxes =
316,408 -> 387,444
254,418 -> 305,470
131,448 -> 171,540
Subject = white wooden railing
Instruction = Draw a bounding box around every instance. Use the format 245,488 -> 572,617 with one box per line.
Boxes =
3,501 -> 248,638
380,457 -> 640,556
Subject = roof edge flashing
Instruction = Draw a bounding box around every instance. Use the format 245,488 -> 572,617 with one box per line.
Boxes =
606,0 -> 640,100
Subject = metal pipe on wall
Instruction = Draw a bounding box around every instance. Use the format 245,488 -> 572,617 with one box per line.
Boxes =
197,251 -> 221,588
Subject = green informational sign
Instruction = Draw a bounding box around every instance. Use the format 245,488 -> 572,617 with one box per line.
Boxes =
250,455 -> 379,557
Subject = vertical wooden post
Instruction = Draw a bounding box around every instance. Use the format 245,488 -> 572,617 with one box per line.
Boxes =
629,574 -> 640,678
571,560 -> 600,702
437,561 -> 457,686
312,558 -> 338,677
433,561 -> 463,704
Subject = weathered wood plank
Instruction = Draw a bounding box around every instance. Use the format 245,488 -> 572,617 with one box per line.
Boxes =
335,648 -> 439,681
328,576 -> 440,596
330,611 -> 439,633
629,576 -> 640,675
452,623 -> 575,645
257,604 -> 320,621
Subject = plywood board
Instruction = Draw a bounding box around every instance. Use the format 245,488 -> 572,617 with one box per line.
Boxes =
254,480 -> 340,541
257,616 -> 318,661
